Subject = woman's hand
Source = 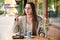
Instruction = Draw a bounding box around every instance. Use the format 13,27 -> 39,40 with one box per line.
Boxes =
39,33 -> 45,38
14,13 -> 18,21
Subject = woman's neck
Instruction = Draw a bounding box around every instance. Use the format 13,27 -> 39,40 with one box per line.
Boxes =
26,15 -> 33,25
26,15 -> 32,18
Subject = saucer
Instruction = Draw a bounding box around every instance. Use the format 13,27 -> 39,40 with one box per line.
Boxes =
24,36 -> 35,38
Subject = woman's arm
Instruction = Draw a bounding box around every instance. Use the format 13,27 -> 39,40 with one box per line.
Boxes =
13,16 -> 24,35
37,16 -> 45,37
13,18 -> 20,33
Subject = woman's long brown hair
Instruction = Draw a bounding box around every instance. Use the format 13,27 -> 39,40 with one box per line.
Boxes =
23,2 -> 38,35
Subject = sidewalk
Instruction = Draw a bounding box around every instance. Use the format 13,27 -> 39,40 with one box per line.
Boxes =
48,17 -> 60,40
0,15 -> 15,40
49,17 -> 60,27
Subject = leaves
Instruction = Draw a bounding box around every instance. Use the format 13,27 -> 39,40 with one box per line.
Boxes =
0,0 -> 4,8
18,0 -> 22,16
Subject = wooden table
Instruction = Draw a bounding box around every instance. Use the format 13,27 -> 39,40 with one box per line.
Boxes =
13,35 -> 58,40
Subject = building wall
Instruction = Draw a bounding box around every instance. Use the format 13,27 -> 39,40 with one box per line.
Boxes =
4,0 -> 17,15
4,0 -> 16,4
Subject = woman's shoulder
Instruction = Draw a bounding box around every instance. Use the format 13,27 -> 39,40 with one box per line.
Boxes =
18,16 -> 25,19
18,16 -> 26,21
37,16 -> 43,25
37,16 -> 42,21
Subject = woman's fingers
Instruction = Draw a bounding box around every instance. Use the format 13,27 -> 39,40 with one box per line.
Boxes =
15,13 -> 18,21
40,33 -> 45,37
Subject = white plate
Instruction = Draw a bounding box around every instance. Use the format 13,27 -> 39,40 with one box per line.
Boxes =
24,36 -> 35,38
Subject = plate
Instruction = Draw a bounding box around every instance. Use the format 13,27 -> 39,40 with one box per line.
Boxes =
24,36 -> 35,38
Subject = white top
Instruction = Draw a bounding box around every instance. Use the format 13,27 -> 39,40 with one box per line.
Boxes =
26,23 -> 32,32
13,16 -> 43,35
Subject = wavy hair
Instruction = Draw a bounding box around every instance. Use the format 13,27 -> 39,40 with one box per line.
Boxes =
23,2 -> 38,35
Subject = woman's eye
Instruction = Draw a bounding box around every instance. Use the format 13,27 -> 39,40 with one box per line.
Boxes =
25,8 -> 31,9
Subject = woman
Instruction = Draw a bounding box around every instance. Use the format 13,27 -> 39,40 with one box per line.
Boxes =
13,2 -> 45,36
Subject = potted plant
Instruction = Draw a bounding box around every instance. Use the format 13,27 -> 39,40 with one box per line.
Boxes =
18,0 -> 23,16
0,0 -> 4,15
0,10 -> 4,15
48,11 -> 57,18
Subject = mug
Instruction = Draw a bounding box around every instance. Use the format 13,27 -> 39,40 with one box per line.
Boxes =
26,32 -> 32,38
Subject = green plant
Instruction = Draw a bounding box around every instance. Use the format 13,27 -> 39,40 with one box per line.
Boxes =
0,11 -> 4,15
18,0 -> 22,16
0,0 -> 4,8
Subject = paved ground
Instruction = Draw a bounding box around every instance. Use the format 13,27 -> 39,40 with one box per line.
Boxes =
0,15 -> 15,40
49,17 -> 60,27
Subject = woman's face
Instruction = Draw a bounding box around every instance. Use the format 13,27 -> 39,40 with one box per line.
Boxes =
25,4 -> 32,15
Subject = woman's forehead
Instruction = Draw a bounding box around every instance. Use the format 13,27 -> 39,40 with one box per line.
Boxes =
25,4 -> 31,8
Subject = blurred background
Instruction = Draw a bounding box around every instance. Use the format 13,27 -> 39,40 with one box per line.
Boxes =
0,0 -> 60,40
